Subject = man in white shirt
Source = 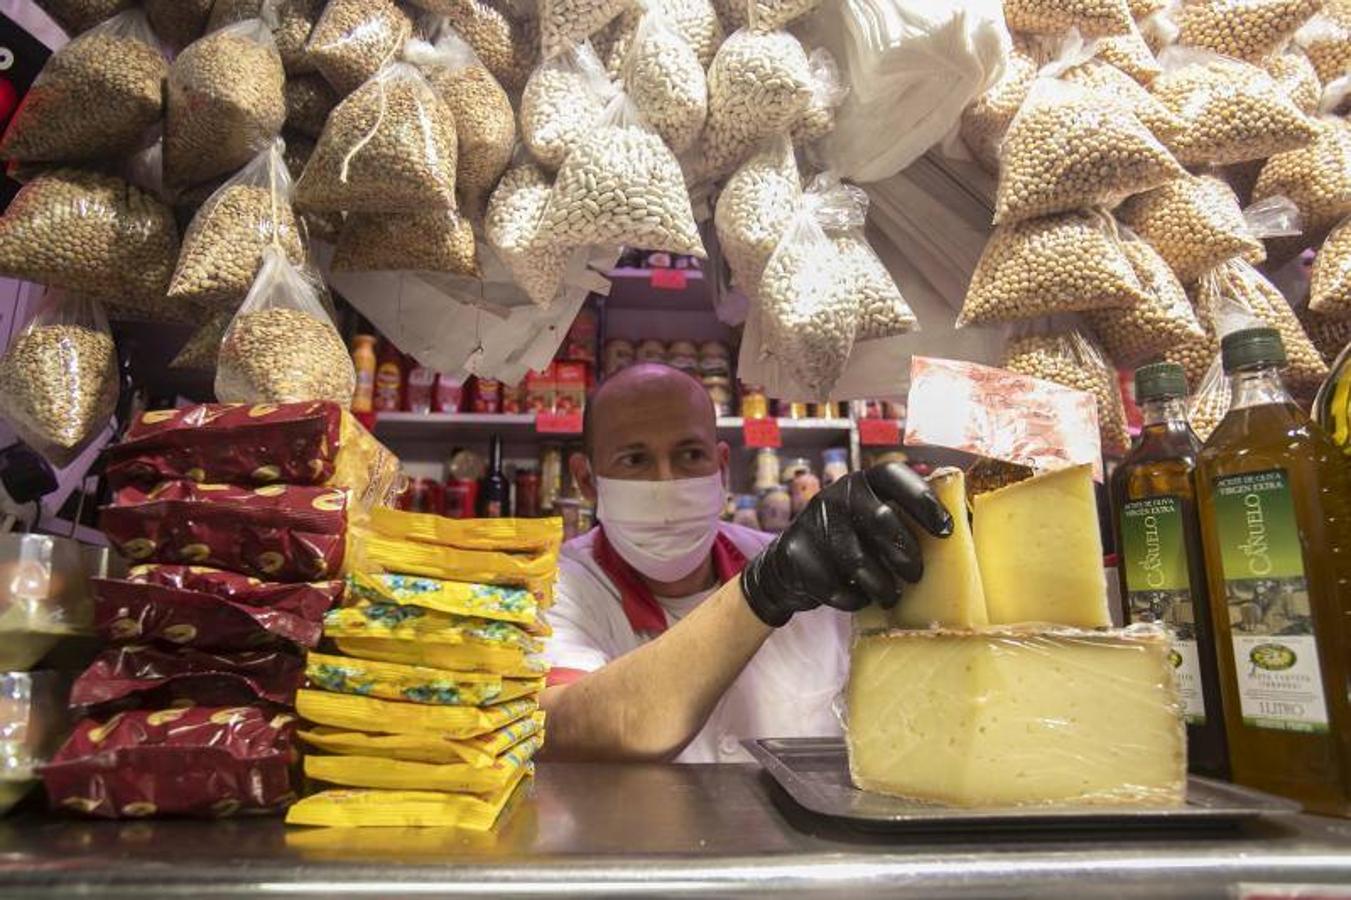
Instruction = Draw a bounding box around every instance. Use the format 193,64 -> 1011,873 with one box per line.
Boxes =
541,364 -> 951,763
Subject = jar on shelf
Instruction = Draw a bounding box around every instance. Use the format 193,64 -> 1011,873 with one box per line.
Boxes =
753,447 -> 781,492
699,341 -> 731,378
468,377 -> 502,414
783,401 -> 810,420
703,376 -> 733,417
789,471 -> 821,516
514,465 -> 542,518
732,494 -> 761,530
603,339 -> 635,377
540,443 -> 564,512
821,448 -> 849,487
780,456 -> 813,484
811,402 -> 838,419
636,339 -> 667,364
850,399 -> 885,420
756,486 -> 792,533
740,383 -> 769,419
668,340 -> 698,375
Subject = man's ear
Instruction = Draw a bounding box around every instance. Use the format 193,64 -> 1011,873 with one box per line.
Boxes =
716,440 -> 731,488
570,451 -> 598,503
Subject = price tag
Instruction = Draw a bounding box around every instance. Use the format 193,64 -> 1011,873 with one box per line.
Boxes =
649,268 -> 688,291
536,410 -> 583,434
743,417 -> 782,448
858,418 -> 902,447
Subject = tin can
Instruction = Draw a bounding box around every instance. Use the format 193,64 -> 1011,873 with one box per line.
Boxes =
399,478 -> 445,515
514,466 -> 542,518
443,479 -> 479,519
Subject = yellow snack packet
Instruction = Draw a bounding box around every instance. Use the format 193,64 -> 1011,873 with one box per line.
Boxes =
298,712 -> 545,767
369,509 -> 563,553
335,412 -> 405,515
296,690 -> 536,738
347,571 -> 544,631
304,734 -> 542,793
348,529 -> 557,592
323,602 -> 543,654
305,652 -> 544,707
285,762 -> 532,829
334,636 -> 548,677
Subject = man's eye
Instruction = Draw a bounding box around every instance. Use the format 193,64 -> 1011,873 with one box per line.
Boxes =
682,449 -> 707,462
618,454 -> 646,467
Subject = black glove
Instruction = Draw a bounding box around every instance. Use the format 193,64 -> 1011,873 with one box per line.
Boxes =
741,463 -> 953,627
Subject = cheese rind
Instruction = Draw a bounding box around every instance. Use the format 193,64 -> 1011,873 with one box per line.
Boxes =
972,464 -> 1111,628
856,467 -> 988,633
846,627 -> 1186,807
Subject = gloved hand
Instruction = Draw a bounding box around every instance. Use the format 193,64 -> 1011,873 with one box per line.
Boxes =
741,463 -> 953,627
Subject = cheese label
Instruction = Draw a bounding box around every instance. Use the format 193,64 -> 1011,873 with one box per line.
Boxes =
1211,469 -> 1328,733
1121,496 -> 1205,723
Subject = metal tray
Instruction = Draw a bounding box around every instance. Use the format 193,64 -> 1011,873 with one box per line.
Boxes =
745,737 -> 1301,832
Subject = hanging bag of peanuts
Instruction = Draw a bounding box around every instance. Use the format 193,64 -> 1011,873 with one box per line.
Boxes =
333,209 -> 480,277
284,75 -> 339,139
807,173 -> 918,342
1195,256 -> 1329,389
208,0 -> 323,74
296,61 -> 459,214
168,139 -> 307,310
306,0 -> 413,97
520,42 -> 616,171
622,4 -> 708,155
405,31 -> 516,217
485,159 -> 575,308
0,291 -> 118,467
1251,94 -> 1351,263
166,17 -> 287,189
539,0 -> 634,60
145,0 -> 214,50
699,28 -> 813,179
755,190 -> 860,401
1174,0 -> 1323,64
714,134 -> 801,293
993,55 -> 1185,224
34,1 -> 135,36
1084,226 -> 1206,366
1002,0 -> 1136,37
0,10 -> 166,164
1309,213 -> 1351,316
1118,174 -> 1301,282
1003,320 -> 1133,457
1149,46 -> 1318,166
216,247 -> 355,405
957,209 -> 1152,327
535,91 -> 706,257
0,169 -> 181,317
433,0 -> 539,94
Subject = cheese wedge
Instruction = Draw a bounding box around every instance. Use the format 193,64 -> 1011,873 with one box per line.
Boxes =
972,464 -> 1111,628
847,628 -> 1186,807
856,468 -> 987,632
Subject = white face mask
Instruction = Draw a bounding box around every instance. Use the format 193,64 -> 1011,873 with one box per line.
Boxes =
595,472 -> 727,583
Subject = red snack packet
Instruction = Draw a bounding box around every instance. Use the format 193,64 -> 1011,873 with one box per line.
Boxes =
93,579 -> 331,650
70,645 -> 304,709
125,564 -> 345,608
101,482 -> 347,581
41,705 -> 298,818
105,402 -> 342,486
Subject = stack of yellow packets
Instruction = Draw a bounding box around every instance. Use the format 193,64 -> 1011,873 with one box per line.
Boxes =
286,510 -> 561,829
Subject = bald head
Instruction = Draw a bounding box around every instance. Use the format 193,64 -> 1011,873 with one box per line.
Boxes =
575,363 -> 725,490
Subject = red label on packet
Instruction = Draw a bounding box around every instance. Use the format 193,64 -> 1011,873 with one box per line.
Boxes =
649,268 -> 687,291
858,418 -> 901,447
536,411 -> 583,434
743,417 -> 782,448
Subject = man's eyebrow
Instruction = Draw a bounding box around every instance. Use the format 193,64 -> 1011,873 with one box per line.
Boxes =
611,442 -> 649,454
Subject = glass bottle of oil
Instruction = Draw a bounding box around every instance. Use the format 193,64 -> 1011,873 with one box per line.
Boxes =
1313,339 -> 1351,458
1196,328 -> 1351,816
1112,362 -> 1229,779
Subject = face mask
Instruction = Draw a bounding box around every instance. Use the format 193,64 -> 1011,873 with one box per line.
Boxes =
595,472 -> 726,583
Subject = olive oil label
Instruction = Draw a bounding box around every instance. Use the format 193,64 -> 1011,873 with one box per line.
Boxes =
1122,496 -> 1206,722
1212,469 -> 1329,733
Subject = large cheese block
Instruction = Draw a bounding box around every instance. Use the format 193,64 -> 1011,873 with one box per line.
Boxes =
856,467 -> 988,632
972,464 -> 1111,628
847,628 -> 1186,807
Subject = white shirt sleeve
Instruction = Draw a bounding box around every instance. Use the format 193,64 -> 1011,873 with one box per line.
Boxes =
542,560 -> 616,674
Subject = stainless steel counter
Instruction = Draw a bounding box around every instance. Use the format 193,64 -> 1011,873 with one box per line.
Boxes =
3,762 -> 1351,898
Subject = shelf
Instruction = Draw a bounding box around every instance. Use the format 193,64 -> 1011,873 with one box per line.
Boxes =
603,267 -> 712,312
373,412 -> 857,447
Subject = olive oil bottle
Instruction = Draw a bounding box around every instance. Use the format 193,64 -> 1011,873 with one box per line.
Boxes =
1196,328 -> 1351,815
1112,363 -> 1229,779
1313,339 -> 1351,458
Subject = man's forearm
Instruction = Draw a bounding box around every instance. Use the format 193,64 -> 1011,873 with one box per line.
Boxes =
540,579 -> 774,762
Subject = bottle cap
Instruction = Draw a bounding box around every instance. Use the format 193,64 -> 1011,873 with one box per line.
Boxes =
1221,327 -> 1286,373
1134,362 -> 1187,402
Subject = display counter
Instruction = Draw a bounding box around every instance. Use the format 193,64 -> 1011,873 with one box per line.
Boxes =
3,762 -> 1351,898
